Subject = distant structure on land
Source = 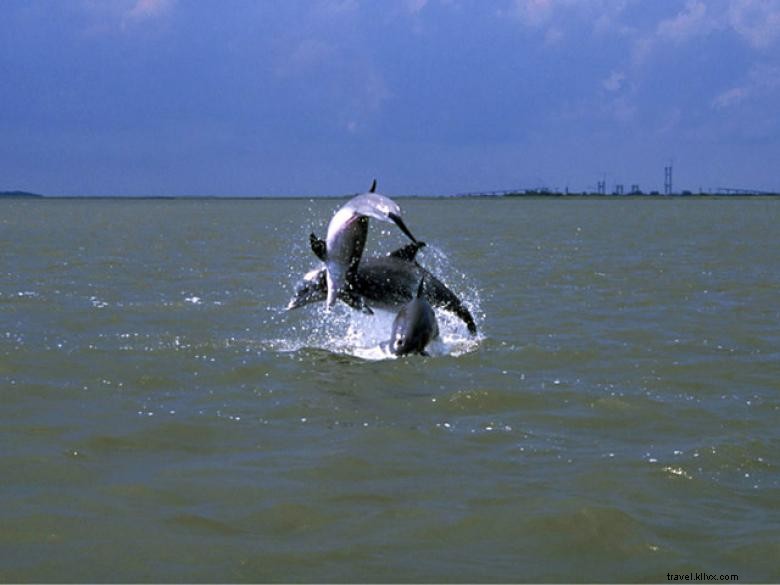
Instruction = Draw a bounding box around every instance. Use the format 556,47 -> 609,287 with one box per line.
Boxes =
451,159 -> 778,197
664,163 -> 673,195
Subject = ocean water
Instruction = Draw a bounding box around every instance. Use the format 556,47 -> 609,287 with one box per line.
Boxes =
1,197 -> 778,582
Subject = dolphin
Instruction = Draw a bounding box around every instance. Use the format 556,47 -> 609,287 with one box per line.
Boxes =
386,278 -> 439,356
287,236 -> 478,335
324,180 -> 418,310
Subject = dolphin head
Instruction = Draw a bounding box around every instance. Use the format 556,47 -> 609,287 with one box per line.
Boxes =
388,280 -> 439,356
343,193 -> 417,244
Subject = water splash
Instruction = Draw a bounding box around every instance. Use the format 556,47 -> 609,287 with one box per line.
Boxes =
276,243 -> 484,361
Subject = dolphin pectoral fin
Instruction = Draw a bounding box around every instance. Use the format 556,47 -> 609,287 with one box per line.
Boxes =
287,268 -> 328,310
309,233 -> 327,261
287,286 -> 326,310
388,241 -> 426,262
369,179 -> 377,193
388,212 -> 418,244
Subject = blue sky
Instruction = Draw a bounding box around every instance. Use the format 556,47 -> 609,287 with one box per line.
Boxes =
2,0 -> 779,196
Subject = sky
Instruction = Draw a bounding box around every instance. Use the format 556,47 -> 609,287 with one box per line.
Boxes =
2,0 -> 780,196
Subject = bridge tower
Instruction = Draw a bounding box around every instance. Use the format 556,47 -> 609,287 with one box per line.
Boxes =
664,164 -> 673,195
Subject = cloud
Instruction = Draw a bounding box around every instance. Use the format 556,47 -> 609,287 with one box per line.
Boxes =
603,70 -> 626,92
712,86 -> 749,109
513,0 -> 556,27
505,0 -> 637,46
592,2 -> 637,38
712,63 -> 780,109
631,0 -> 780,65
406,0 -> 429,15
632,1 -> 717,65
727,0 -> 780,49
655,0 -> 710,42
80,0 -> 175,33
273,28 -> 392,134
123,0 -> 175,24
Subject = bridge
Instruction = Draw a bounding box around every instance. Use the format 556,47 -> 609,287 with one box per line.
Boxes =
716,187 -> 777,195
452,188 -> 553,197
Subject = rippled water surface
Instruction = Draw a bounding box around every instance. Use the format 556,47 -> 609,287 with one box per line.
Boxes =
2,197 -> 779,582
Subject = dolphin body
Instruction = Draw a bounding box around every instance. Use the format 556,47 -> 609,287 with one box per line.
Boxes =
323,180 -> 417,310
287,237 -> 478,335
387,279 -> 439,356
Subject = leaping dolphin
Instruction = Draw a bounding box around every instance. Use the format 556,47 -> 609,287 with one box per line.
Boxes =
324,180 -> 418,310
287,236 -> 478,335
386,278 -> 439,356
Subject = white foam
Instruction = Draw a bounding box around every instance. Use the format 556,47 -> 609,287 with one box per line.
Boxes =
278,301 -> 482,361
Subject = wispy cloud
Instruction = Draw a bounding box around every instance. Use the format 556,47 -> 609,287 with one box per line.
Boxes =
80,0 -> 175,34
631,0 -> 780,65
727,0 -> 780,49
124,0 -> 175,22
712,86 -> 749,109
406,0 -> 429,16
656,0 -> 710,42
512,0 -> 557,28
603,70 -> 626,93
631,1 -> 717,65
507,0 -> 634,38
273,22 -> 393,135
712,63 -> 780,109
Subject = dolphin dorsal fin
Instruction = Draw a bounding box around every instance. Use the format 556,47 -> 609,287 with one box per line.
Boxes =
388,241 -> 426,262
309,233 -> 327,261
369,179 -> 377,193
416,278 -> 425,299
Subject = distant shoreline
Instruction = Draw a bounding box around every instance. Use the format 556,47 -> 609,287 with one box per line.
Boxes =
0,191 -> 44,198
3,190 -> 779,200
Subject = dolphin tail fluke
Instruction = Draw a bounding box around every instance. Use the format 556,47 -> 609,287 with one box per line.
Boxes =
457,306 -> 478,335
423,273 -> 478,335
369,179 -> 377,193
